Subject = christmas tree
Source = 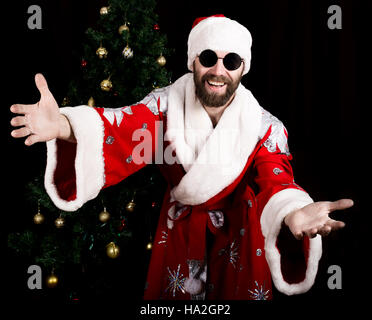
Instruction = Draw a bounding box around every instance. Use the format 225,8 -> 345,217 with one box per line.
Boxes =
8,0 -> 171,302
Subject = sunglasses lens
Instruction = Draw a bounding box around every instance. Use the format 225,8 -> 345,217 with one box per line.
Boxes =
199,50 -> 218,68
223,53 -> 242,71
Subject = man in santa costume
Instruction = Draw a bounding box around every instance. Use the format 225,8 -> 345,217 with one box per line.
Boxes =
10,15 -> 353,300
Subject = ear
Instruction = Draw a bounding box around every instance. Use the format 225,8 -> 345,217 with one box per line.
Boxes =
191,61 -> 195,72
240,62 -> 245,77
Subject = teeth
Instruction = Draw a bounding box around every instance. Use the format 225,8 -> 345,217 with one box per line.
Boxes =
208,80 -> 225,86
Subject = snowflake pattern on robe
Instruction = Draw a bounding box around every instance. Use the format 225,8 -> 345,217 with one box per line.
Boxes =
218,240 -> 240,268
248,281 -> 270,300
165,264 -> 186,297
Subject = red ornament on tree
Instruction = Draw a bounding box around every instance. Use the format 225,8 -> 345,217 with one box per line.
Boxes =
118,218 -> 126,232
153,24 -> 160,30
81,59 -> 87,67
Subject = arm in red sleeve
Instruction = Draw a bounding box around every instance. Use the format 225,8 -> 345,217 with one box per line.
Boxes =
254,111 -> 322,295
44,88 -> 169,211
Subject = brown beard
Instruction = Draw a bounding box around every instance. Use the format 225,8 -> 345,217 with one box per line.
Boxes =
193,68 -> 241,108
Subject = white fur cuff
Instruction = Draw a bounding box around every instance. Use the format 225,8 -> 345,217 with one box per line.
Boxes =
44,106 -> 105,212
261,188 -> 322,295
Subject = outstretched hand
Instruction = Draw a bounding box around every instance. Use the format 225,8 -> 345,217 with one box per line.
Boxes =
284,199 -> 354,239
10,73 -> 64,146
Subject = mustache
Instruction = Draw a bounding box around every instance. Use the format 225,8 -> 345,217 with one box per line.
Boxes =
201,74 -> 232,84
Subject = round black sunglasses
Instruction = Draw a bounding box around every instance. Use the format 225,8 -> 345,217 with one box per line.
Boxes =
198,49 -> 243,71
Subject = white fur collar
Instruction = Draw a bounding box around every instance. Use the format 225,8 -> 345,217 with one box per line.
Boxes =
165,73 -> 262,205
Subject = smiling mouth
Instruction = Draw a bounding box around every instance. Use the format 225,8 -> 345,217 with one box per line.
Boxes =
207,80 -> 226,87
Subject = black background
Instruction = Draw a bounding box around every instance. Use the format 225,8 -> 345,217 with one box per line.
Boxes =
2,0 -> 370,314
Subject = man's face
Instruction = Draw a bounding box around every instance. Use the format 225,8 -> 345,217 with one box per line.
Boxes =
193,50 -> 244,108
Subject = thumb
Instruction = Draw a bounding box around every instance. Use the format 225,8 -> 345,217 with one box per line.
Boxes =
328,199 -> 354,212
35,73 -> 50,97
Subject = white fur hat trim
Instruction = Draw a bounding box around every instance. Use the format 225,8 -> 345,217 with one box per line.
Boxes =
187,16 -> 252,75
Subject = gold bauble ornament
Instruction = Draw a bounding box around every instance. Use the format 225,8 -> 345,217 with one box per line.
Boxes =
122,45 -> 133,59
156,55 -> 166,67
99,208 -> 110,223
33,200 -> 44,224
106,242 -> 120,259
96,46 -> 108,59
146,235 -> 153,250
46,273 -> 58,288
146,241 -> 153,250
55,216 -> 65,228
126,200 -> 136,212
33,212 -> 44,224
118,23 -> 129,34
100,79 -> 113,92
87,96 -> 95,107
100,6 -> 109,15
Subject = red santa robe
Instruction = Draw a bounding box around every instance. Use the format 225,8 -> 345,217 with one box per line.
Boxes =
44,73 -> 322,300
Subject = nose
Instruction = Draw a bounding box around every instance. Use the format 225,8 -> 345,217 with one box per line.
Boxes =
209,57 -> 226,76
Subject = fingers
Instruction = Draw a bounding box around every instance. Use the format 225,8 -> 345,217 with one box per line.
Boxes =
287,199 -> 352,240
10,114 -> 30,138
303,227 -> 324,238
34,73 -> 50,97
326,219 -> 345,230
10,125 -> 40,146
25,134 -> 41,146
10,104 -> 34,115
10,116 -> 27,127
293,231 -> 304,240
303,220 -> 345,238
328,199 -> 354,212
307,227 -> 319,238
11,127 -> 31,138
318,225 -> 332,237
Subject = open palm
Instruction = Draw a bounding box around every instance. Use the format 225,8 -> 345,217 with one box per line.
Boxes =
10,73 -> 61,146
284,199 -> 354,239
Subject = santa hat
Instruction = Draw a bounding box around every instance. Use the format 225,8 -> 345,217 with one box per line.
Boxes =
187,15 -> 252,75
